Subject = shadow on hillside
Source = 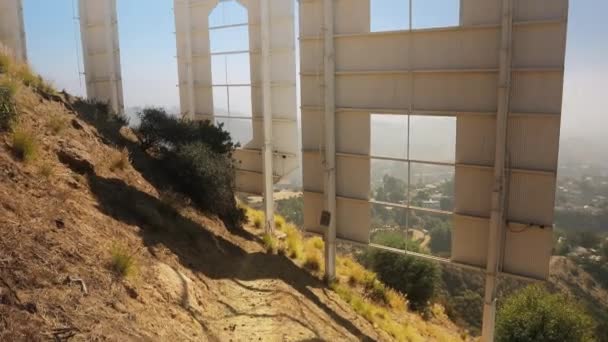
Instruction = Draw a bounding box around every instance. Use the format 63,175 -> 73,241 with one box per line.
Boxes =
82,171 -> 374,341
70,99 -> 247,236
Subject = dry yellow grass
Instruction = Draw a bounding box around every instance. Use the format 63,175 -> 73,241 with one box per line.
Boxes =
108,147 -> 130,172
243,207 -> 465,342
11,128 -> 38,162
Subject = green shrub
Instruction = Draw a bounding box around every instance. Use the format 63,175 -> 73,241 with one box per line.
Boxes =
496,285 -> 594,342
47,114 -> 68,134
135,108 -> 244,228
0,78 -> 18,131
11,129 -> 37,162
360,248 -> 440,311
110,244 -> 137,278
165,142 -> 244,227
137,107 -> 235,154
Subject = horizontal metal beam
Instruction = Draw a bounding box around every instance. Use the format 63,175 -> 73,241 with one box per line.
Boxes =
300,67 -> 563,76
302,231 -> 545,282
303,150 -> 556,176
298,19 -> 566,41
300,105 -> 561,118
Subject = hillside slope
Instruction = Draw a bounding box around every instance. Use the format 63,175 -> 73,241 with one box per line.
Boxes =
0,79 -> 466,340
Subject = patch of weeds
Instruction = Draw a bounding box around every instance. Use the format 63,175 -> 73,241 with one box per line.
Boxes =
0,54 -> 11,73
285,226 -> 304,260
11,129 -> 38,162
331,281 -> 417,341
46,114 -> 68,134
248,209 -> 264,229
262,233 -> 277,254
109,147 -> 130,172
274,215 -> 286,230
110,244 -> 137,278
307,236 -> 324,250
0,77 -> 19,131
303,245 -> 323,272
386,288 -> 407,311
37,162 -> 54,179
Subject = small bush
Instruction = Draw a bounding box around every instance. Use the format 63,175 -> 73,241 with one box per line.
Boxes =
0,54 -> 11,73
254,216 -> 263,229
37,163 -> 54,178
0,77 -> 19,131
361,248 -> 440,311
46,114 -> 68,134
386,289 -> 407,311
307,236 -> 324,251
165,142 -> 244,227
109,147 -> 130,171
284,225 -> 304,260
274,215 -> 286,230
262,233 -> 277,254
11,129 -> 37,162
135,108 -> 244,228
496,285 -> 594,342
137,107 -> 235,154
110,244 -> 136,278
303,246 -> 323,271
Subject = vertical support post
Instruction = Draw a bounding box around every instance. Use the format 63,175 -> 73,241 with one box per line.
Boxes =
15,0 -> 27,62
79,0 -> 124,115
0,0 -> 28,62
78,0 -> 94,100
184,0 -> 196,120
323,0 -> 336,282
261,0 -> 275,234
482,0 -> 513,341
103,0 -> 120,114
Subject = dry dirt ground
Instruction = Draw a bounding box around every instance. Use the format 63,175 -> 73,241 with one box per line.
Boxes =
0,87 -> 434,341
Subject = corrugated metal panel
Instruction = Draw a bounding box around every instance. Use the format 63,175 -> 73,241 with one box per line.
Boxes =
461,0 -> 568,26
508,115 -> 560,171
336,155 -> 369,199
302,151 -> 323,193
511,71 -> 564,114
507,172 -> 556,226
452,215 -> 489,267
336,198 -> 370,243
503,223 -> 553,279
456,115 -> 496,166
454,165 -> 493,217
336,111 -> 370,155
0,0 -> 27,62
334,0 -> 370,35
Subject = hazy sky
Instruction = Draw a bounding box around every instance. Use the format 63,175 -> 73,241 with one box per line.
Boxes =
20,0 -> 608,141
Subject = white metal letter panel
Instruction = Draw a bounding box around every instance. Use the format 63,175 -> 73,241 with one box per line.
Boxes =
299,0 -> 569,278
79,0 -> 124,114
175,0 -> 298,194
0,0 -> 27,62
453,0 -> 568,280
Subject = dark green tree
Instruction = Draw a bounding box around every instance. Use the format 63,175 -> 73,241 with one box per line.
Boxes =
496,285 -> 594,342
